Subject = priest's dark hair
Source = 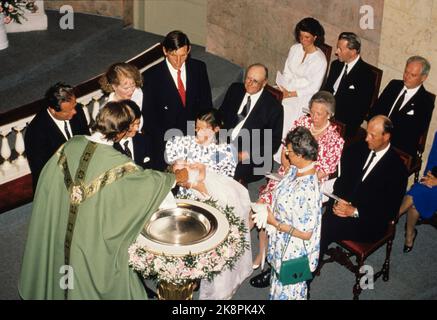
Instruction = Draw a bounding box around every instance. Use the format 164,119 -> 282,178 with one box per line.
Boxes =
121,99 -> 141,120
91,101 -> 136,141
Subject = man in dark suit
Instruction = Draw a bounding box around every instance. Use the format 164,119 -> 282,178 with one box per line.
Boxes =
368,56 -> 435,158
219,63 -> 283,184
113,100 -> 152,169
25,83 -> 90,191
323,32 -> 375,137
320,115 -> 408,256
142,30 -> 213,171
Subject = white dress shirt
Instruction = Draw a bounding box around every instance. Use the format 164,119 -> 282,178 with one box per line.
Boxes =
362,143 -> 390,181
47,109 -> 73,140
387,85 -> 420,117
231,88 -> 264,140
333,55 -> 360,95
165,59 -> 187,89
119,137 -> 134,161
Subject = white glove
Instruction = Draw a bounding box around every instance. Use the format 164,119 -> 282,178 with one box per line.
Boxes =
265,224 -> 277,236
250,202 -> 268,229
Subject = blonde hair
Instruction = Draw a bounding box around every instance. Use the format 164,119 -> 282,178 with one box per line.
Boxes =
99,62 -> 143,93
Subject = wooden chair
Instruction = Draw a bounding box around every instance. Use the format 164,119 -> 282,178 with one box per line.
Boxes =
265,84 -> 283,102
316,218 -> 397,300
368,64 -> 383,110
319,43 -> 332,85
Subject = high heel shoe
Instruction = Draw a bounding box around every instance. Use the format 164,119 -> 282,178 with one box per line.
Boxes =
403,229 -> 418,253
252,250 -> 266,270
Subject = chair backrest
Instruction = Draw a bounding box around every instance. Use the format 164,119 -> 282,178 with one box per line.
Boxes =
368,64 -> 383,110
319,43 -> 332,86
319,43 -> 332,65
265,84 -> 283,102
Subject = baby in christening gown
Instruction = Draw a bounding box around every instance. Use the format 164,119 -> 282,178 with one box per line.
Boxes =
171,161 -> 253,299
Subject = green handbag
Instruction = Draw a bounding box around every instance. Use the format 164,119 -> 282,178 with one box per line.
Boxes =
273,228 -> 313,286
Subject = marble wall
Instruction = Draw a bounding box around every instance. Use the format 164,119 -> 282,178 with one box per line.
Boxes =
206,0 -> 384,80
379,0 -> 437,163
45,0 -> 133,25
133,0 -> 207,46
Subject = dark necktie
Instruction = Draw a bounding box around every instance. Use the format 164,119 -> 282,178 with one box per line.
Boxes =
337,64 -> 348,92
238,96 -> 251,122
64,121 -> 71,140
389,90 -> 407,118
177,69 -> 186,107
361,151 -> 376,179
123,140 -> 133,159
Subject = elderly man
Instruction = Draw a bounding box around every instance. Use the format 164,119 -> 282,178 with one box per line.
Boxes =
219,63 -> 283,184
25,82 -> 90,191
142,30 -> 213,171
368,56 -> 435,158
320,115 -> 407,256
323,32 -> 375,137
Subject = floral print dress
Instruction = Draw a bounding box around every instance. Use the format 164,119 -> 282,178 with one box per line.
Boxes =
267,167 -> 322,300
165,135 -> 237,177
259,115 -> 344,205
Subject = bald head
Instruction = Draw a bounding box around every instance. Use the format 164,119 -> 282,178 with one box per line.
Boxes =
365,115 -> 392,151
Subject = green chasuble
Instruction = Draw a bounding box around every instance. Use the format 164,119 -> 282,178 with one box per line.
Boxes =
19,136 -> 175,299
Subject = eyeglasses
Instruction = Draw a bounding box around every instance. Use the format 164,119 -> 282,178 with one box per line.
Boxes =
284,148 -> 294,156
245,77 -> 263,85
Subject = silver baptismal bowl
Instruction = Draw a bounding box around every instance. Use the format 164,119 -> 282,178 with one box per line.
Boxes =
142,202 -> 218,246
138,199 -> 230,256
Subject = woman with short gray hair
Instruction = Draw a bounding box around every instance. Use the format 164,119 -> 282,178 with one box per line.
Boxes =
250,91 -> 343,272
252,126 -> 322,299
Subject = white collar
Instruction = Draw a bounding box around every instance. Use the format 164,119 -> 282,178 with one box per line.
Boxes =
345,55 -> 360,72
165,58 -> 186,74
402,84 -> 421,97
86,132 -> 113,146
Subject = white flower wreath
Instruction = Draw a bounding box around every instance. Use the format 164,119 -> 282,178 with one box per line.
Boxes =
128,196 -> 248,285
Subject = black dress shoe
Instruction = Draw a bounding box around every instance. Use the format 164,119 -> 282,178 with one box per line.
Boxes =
249,268 -> 271,288
403,229 -> 418,253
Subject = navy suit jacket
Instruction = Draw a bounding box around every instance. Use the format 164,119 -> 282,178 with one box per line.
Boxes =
368,80 -> 435,157
113,132 -> 152,169
322,142 -> 407,245
323,58 -> 375,136
25,105 -> 90,191
142,58 -> 212,170
219,83 -> 283,183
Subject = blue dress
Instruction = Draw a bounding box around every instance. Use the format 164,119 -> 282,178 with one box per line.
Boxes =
267,167 -> 322,300
407,131 -> 437,218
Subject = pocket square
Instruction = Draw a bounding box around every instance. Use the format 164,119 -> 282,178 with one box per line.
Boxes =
143,157 -> 150,163
348,85 -> 355,89
407,110 -> 415,115
164,106 -> 168,110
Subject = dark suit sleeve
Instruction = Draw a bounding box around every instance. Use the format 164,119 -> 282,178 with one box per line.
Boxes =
25,123 -> 53,188
270,100 -> 284,154
353,153 -> 408,229
197,61 -> 213,111
368,80 -> 396,119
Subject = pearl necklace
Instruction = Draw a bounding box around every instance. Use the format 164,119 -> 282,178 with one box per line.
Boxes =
310,122 -> 330,136
297,162 -> 315,173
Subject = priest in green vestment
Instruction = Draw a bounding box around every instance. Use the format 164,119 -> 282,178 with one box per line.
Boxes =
19,100 -> 187,299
